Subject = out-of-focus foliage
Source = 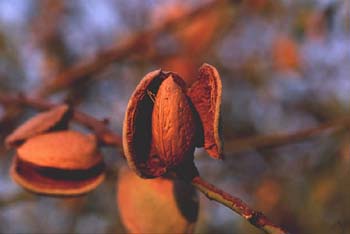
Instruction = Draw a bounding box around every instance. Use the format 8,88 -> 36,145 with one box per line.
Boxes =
0,0 -> 350,233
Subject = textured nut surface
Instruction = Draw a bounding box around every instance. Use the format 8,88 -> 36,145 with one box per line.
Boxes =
17,130 -> 100,170
117,167 -> 198,234
11,130 -> 105,196
5,104 -> 71,148
187,63 -> 223,159
152,76 -> 196,168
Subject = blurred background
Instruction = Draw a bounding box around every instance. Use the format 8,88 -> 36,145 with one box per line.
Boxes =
0,0 -> 350,233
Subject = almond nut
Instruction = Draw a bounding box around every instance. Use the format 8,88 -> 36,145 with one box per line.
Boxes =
10,130 -> 105,196
152,75 -> 196,170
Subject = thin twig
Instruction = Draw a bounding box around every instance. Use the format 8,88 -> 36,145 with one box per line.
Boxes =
192,176 -> 288,234
73,111 -> 122,146
37,0 -> 228,96
0,93 -> 288,233
1,94 -> 349,153
226,118 -> 349,153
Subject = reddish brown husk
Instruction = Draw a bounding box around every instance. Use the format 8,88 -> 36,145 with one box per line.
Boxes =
5,104 -> 72,148
187,63 -> 223,159
10,155 -> 105,196
123,70 -> 190,178
9,131 -> 105,196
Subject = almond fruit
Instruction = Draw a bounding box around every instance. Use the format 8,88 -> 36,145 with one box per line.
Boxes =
10,130 -> 105,196
123,63 -> 223,178
117,167 -> 198,234
123,70 -> 192,178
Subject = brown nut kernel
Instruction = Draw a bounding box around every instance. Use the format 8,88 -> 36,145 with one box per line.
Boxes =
152,76 -> 196,170
117,167 -> 198,234
5,104 -> 72,148
187,63 -> 223,159
10,130 -> 105,196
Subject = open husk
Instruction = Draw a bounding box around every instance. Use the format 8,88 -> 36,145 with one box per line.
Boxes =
187,63 -> 223,159
123,70 -> 193,178
123,63 -> 223,178
5,104 -> 72,148
10,130 -> 105,196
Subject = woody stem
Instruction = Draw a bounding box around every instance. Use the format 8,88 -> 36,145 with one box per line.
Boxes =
191,176 -> 288,234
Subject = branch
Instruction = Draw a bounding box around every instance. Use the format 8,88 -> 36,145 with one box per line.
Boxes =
226,118 -> 349,153
2,94 -> 349,152
192,176 -> 288,234
0,93 -> 288,233
38,0 -> 229,96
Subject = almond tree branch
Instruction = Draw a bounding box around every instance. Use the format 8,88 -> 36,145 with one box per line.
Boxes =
192,176 -> 288,234
225,118 -> 349,153
0,93 -> 288,233
1,94 -> 349,152
37,0 -> 229,96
